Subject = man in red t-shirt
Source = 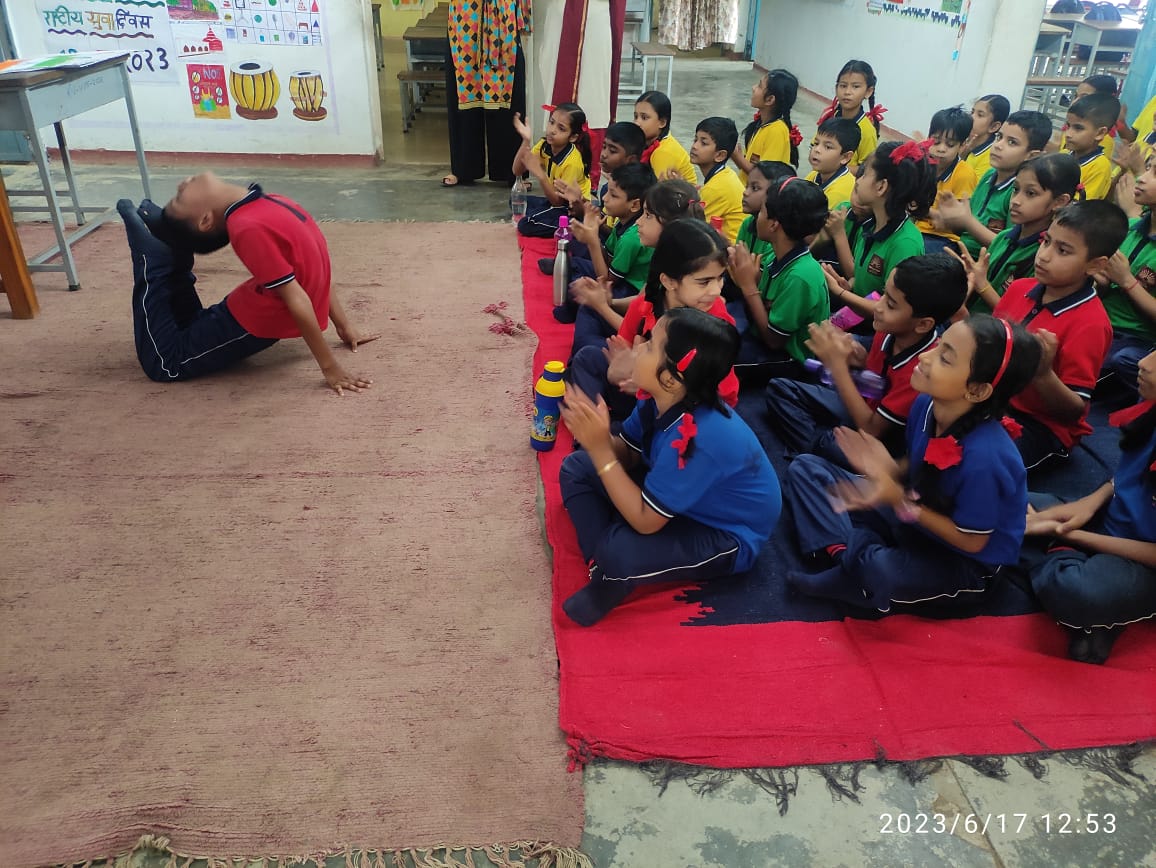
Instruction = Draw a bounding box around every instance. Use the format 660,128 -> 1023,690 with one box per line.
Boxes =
117,171 -> 377,394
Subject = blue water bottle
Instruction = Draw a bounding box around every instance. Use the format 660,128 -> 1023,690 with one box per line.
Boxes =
531,361 -> 566,451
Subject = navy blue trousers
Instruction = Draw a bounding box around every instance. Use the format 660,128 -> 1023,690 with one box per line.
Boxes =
1005,409 -> 1068,470
765,378 -> 906,463
785,453 -> 994,612
119,200 -> 276,382
560,450 -> 741,584
1101,330 -> 1154,399
1022,493 -> 1156,630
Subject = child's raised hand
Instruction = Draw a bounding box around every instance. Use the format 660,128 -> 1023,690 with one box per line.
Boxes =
658,168 -> 682,182
570,276 -> 610,308
512,112 -> 533,143
946,241 -> 990,301
934,191 -> 969,231
604,334 -> 639,391
1114,172 -> 1143,219
560,384 -> 611,448
1034,328 -> 1059,377
824,207 -> 849,237
554,178 -> 584,207
1105,250 -> 1137,288
820,262 -> 853,297
834,426 -> 901,492
728,241 -> 762,291
805,321 -> 855,368
1111,139 -> 1145,176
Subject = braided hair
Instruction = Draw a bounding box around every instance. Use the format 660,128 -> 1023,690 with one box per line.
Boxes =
911,315 -> 1041,513
868,141 -> 938,221
743,69 -> 800,167
839,60 -> 879,132
644,179 -> 706,224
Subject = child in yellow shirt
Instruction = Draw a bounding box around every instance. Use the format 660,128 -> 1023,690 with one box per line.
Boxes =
733,68 -> 802,183
916,107 -> 979,252
804,118 -> 860,208
690,117 -> 747,244
1065,92 -> 1120,200
816,59 -> 882,166
964,94 -> 1009,180
634,90 -> 697,184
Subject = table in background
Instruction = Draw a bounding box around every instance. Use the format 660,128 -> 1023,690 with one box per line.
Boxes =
0,170 -> 37,319
0,54 -> 151,291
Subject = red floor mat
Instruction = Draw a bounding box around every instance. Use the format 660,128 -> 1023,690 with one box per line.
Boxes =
519,235 -> 1156,769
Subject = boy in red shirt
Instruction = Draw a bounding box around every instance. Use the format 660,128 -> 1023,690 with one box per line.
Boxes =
117,172 -> 376,394
991,200 -> 1128,468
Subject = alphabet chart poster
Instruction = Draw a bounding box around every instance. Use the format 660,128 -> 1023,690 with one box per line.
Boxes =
35,0 -> 179,82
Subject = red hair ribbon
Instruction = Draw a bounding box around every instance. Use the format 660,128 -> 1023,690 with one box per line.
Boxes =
541,103 -> 556,113
641,139 -> 660,164
676,348 -> 697,372
890,140 -> 925,164
1000,416 -> 1023,441
1109,399 -> 1156,428
923,435 -> 964,470
991,318 -> 1015,387
753,111 -> 761,123
582,122 -> 590,133
1076,182 -> 1085,193
671,412 -> 698,470
789,125 -> 804,147
817,98 -> 839,126
866,104 -> 888,124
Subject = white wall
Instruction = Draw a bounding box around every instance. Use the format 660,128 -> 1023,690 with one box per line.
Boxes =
753,0 -> 1047,137
6,0 -> 381,157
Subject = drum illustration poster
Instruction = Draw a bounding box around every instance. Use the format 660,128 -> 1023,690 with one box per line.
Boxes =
186,62 -> 231,118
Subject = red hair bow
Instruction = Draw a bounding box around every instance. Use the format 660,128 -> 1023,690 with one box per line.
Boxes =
581,122 -> 590,133
866,104 -> 888,124
789,125 -> 804,147
891,139 -> 932,165
671,412 -> 698,470
541,103 -> 556,113
1000,416 -> 1023,441
817,98 -> 839,126
923,435 -> 963,470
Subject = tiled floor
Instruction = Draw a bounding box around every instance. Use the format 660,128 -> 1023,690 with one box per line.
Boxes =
3,55 -> 1155,868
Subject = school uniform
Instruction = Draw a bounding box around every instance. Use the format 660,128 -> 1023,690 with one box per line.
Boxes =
994,278 -> 1112,468
1099,214 -> 1156,391
518,140 -> 592,237
558,400 -> 781,624
741,118 -> 791,184
785,393 -> 1027,612
964,134 -> 996,181
1059,131 -> 1116,164
916,157 -> 979,249
1071,146 -> 1113,200
566,216 -> 651,357
851,214 -> 926,299
700,163 -> 747,244
765,329 -> 936,459
969,224 -> 1043,316
644,132 -> 697,184
565,294 -> 740,420
849,108 -> 878,166
1028,417 -> 1156,631
961,168 -> 1015,258
1130,94 -> 1156,161
805,166 -> 855,210
734,213 -> 774,261
122,187 -> 327,382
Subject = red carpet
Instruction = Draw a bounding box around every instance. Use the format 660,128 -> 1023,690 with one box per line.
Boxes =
519,235 -> 1156,769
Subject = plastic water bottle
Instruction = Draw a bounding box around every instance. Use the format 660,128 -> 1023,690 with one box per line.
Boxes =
552,216 -> 572,306
531,361 -> 567,451
829,292 -> 881,331
803,358 -> 886,402
510,178 -> 528,224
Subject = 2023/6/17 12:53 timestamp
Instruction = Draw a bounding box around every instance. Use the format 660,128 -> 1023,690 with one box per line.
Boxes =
879,812 -> 1118,835
1043,813 -> 1117,834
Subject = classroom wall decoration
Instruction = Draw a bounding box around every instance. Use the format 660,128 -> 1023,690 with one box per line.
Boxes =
186,61 -> 232,117
173,23 -> 226,57
226,0 -> 325,46
35,0 -> 180,83
167,0 -> 221,21
229,59 -> 280,119
289,69 -> 328,120
865,0 -> 971,60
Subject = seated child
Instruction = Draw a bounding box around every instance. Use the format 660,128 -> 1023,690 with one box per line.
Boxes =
117,174 -> 375,394
804,118 -> 860,208
690,116 -> 747,244
811,169 -> 872,275
560,163 -> 656,335
565,218 -> 739,421
934,110 -> 1052,258
1022,356 -> 1156,665
1064,92 -> 1120,201
785,315 -> 1041,612
513,103 -> 593,235
558,307 -> 781,626
723,160 -> 795,302
959,152 -> 1080,315
916,108 -> 979,253
820,141 -> 935,327
1096,153 -> 1156,398
964,94 -> 1010,180
727,177 -> 830,379
1118,92 -> 1156,169
765,253 -> 967,459
634,90 -> 697,184
544,120 -> 646,273
733,68 -> 802,182
1058,74 -> 1120,163
992,200 -> 1128,468
567,178 -> 705,353
817,59 -> 882,166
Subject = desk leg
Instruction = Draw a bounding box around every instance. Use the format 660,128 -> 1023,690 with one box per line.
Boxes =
22,94 -> 80,290
373,6 -> 384,70
120,64 -> 152,200
0,172 -> 38,318
55,122 -> 86,227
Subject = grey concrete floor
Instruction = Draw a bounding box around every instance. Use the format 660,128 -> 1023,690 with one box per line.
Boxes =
5,58 -> 1155,868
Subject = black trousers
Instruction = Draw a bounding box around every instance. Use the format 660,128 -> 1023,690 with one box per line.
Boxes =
444,41 -> 526,184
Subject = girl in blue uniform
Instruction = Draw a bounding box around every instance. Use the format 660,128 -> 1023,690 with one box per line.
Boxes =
558,307 -> 781,626
785,314 -> 1041,612
1023,349 -> 1156,664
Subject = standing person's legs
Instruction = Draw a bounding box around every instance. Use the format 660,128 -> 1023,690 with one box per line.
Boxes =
119,200 -> 276,382
483,42 -> 526,185
444,42 -> 485,185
